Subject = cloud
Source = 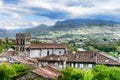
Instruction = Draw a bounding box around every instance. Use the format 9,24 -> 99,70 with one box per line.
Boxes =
0,20 -> 32,29
0,0 -> 120,29
18,0 -> 120,19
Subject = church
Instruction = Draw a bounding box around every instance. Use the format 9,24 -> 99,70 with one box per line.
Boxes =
16,33 -> 68,58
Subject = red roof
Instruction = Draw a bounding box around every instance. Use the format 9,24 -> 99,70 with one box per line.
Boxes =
26,43 -> 67,49
0,51 -> 16,57
31,66 -> 61,79
38,51 -> 120,66
0,51 -> 28,57
11,56 -> 35,66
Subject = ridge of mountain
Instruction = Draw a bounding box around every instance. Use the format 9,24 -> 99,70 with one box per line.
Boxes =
22,18 -> 120,39
1,18 -> 120,39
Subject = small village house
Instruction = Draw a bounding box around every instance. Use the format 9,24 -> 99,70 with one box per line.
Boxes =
37,51 -> 120,69
15,66 -> 61,80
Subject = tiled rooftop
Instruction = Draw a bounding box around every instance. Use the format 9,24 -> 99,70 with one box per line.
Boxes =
31,66 -> 61,79
38,51 -> 120,66
26,43 -> 68,49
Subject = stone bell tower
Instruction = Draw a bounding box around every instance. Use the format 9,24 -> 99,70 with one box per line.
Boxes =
16,33 -> 31,51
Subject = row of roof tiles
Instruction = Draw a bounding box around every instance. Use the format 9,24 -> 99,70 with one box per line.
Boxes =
26,43 -> 68,49
38,51 -> 120,66
31,66 -> 61,79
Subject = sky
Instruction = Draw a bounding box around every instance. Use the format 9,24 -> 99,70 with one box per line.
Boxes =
0,0 -> 120,30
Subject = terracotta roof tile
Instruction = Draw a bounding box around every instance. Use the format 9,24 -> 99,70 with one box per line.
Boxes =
0,51 -> 16,57
38,54 -> 65,62
0,51 -> 28,57
38,51 -> 120,66
96,52 -> 120,65
31,66 -> 61,79
11,56 -> 35,66
26,43 -> 67,49
43,66 -> 61,76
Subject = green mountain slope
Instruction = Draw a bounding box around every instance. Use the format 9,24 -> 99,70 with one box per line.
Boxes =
23,18 -> 120,39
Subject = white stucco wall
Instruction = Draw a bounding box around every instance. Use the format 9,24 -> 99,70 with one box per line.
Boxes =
8,57 -> 16,63
30,49 -> 41,58
41,49 -> 52,57
0,57 -> 8,61
53,49 -> 65,55
28,48 -> 66,58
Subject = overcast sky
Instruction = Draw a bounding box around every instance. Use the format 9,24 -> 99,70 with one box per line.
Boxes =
0,0 -> 120,29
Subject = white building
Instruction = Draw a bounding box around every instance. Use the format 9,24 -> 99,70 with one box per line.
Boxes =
25,44 -> 68,58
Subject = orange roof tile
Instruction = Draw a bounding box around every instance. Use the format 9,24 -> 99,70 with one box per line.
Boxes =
26,43 -> 67,49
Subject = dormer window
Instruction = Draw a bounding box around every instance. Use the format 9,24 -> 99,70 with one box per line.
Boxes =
92,54 -> 97,58
75,55 -> 80,58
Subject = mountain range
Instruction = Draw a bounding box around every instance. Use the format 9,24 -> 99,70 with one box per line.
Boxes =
1,18 -> 120,40
22,18 -> 120,39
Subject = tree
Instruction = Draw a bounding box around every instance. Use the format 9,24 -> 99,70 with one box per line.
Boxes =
87,46 -> 97,51
92,65 -> 109,80
84,69 -> 93,80
0,63 -> 31,80
60,67 -> 84,80
12,63 -> 31,74
109,67 -> 120,80
116,46 -> 120,55
59,65 -> 120,80
0,62 -> 15,80
71,68 -> 84,80
107,52 -> 117,57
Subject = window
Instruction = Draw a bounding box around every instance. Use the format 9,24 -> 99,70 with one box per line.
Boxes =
47,50 -> 50,56
84,64 -> 88,68
80,64 -> 84,68
75,63 -> 78,68
39,52 -> 41,57
70,63 -> 74,67
75,55 -> 79,58
23,39 -> 25,45
20,47 -> 22,51
17,38 -> 19,45
88,64 -> 93,68
20,38 -> 22,45
77,63 -> 80,68
92,54 -> 97,58
59,51 -> 61,55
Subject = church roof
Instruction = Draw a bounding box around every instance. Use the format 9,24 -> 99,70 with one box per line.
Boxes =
26,43 -> 67,49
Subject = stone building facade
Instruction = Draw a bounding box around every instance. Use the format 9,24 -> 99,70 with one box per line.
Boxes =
16,33 -> 31,51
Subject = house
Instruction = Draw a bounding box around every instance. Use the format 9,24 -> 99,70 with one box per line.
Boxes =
16,66 -> 61,80
37,51 -> 120,69
0,51 -> 28,63
10,56 -> 37,67
0,50 -> 37,67
25,43 -> 68,58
